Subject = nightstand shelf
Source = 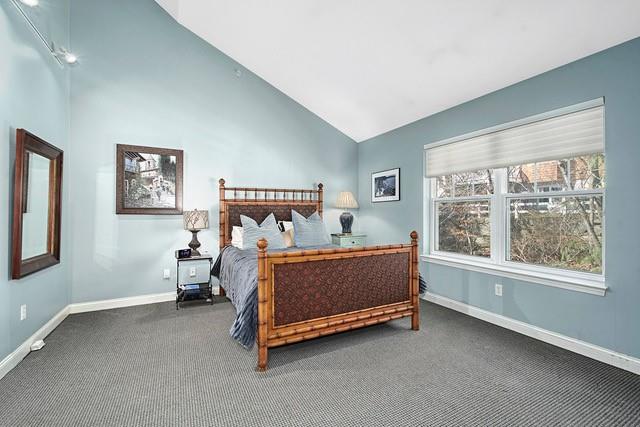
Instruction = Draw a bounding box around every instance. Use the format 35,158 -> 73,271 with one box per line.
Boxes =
176,253 -> 213,309
331,233 -> 366,248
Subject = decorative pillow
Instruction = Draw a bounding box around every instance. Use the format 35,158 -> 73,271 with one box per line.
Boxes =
278,221 -> 294,232
291,210 -> 330,247
277,220 -> 295,247
240,213 -> 286,250
281,229 -> 295,248
231,226 -> 244,249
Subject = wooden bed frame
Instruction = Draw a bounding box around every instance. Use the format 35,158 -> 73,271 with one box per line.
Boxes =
218,179 -> 419,371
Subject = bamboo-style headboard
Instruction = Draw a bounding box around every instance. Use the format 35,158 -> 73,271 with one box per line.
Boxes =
218,179 -> 323,250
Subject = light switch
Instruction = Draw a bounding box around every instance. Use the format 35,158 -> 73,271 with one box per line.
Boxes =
189,267 -> 196,277
163,269 -> 171,280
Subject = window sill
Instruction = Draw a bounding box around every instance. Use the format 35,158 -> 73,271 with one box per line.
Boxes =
420,254 -> 607,296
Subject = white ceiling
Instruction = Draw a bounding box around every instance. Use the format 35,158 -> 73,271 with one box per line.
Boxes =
156,0 -> 640,142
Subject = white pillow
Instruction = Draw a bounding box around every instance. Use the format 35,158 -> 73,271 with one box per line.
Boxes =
231,226 -> 244,249
278,221 -> 295,247
281,229 -> 295,248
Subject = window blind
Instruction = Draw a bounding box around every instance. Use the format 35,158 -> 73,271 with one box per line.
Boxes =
424,103 -> 604,177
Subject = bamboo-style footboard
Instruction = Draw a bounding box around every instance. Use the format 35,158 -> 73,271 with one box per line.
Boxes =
256,232 -> 419,371
218,179 -> 419,371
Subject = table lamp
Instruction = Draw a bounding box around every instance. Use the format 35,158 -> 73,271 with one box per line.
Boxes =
183,209 -> 209,256
335,191 -> 359,234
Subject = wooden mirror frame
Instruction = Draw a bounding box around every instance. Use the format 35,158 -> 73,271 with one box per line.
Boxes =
12,129 -> 63,279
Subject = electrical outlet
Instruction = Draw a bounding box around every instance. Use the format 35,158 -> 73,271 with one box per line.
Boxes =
163,269 -> 171,280
495,284 -> 503,297
20,304 -> 27,321
189,267 -> 197,277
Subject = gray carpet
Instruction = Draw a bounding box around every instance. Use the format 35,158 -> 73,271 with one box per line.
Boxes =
0,299 -> 639,427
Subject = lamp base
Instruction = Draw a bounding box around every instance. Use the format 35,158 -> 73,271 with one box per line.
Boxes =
339,212 -> 354,234
188,230 -> 202,257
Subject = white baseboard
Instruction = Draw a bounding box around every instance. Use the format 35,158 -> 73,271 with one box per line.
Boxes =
423,292 -> 640,376
0,306 -> 70,381
68,292 -> 175,314
1,291 -> 178,380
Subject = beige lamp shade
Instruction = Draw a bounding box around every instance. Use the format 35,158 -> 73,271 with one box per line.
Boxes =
335,191 -> 359,209
183,209 -> 209,230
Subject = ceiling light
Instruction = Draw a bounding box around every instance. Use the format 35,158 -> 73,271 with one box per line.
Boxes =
19,0 -> 39,7
54,47 -> 78,65
62,51 -> 77,64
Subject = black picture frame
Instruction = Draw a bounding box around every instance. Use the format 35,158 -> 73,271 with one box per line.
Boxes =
371,168 -> 400,203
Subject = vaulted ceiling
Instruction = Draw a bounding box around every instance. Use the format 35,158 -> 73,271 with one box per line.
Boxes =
156,0 -> 640,142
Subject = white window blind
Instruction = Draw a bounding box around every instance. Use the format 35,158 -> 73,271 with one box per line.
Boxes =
424,101 -> 604,178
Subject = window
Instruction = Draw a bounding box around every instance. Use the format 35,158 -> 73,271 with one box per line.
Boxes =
507,155 -> 604,273
424,100 -> 605,293
433,170 -> 492,257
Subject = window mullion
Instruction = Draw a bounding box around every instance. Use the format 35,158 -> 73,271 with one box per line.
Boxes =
428,177 -> 436,255
492,168 -> 507,266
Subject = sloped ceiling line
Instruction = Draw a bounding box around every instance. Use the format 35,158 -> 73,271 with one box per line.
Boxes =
156,0 -> 640,142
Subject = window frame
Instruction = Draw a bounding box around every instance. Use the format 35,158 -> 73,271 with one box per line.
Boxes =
432,195 -> 493,259
424,165 -> 607,296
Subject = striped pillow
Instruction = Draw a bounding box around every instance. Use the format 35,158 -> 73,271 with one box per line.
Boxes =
240,213 -> 286,250
291,210 -> 330,247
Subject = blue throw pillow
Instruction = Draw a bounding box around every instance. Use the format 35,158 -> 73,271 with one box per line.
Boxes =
240,213 -> 286,250
291,210 -> 330,247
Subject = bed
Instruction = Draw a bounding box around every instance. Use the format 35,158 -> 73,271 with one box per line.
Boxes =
216,179 -> 420,371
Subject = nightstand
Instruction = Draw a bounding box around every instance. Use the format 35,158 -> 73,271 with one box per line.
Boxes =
331,233 -> 366,248
176,253 -> 213,309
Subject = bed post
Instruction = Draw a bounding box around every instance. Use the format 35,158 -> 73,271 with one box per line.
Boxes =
257,238 -> 269,371
219,178 -> 226,250
410,231 -> 420,331
317,183 -> 323,218
316,183 -> 324,218
218,179 -> 226,297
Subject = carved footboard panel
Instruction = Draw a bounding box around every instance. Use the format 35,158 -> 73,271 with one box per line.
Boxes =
271,251 -> 410,326
256,233 -> 419,371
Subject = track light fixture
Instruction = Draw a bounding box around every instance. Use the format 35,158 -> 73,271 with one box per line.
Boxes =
54,47 -> 78,65
12,0 -> 80,67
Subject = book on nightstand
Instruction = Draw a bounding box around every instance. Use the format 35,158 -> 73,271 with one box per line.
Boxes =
180,284 -> 202,296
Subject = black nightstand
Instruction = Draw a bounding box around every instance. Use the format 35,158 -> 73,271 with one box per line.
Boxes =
176,253 -> 213,309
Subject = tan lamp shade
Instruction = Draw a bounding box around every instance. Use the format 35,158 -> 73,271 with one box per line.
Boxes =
183,209 -> 209,231
335,191 -> 359,209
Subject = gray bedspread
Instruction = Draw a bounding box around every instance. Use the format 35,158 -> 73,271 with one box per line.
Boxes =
216,245 -> 335,349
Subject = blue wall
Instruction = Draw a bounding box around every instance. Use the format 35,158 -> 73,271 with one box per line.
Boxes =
68,0 -> 357,303
0,0 -> 71,362
358,37 -> 640,359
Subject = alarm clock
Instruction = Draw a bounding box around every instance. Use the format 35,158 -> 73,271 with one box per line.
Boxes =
175,248 -> 192,259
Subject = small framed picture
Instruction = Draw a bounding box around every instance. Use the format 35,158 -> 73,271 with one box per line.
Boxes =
371,168 -> 400,203
115,144 -> 184,215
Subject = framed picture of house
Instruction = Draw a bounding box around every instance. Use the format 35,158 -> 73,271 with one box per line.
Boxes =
371,168 -> 400,203
115,144 -> 183,215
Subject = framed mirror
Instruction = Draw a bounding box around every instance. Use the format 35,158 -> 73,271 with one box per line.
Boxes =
11,129 -> 63,279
